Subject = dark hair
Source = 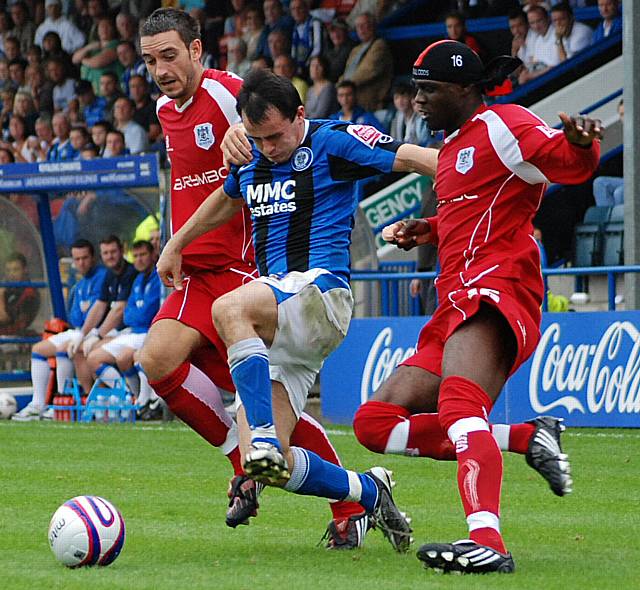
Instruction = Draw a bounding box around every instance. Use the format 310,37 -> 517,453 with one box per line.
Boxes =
99,234 -> 123,248
527,5 -> 548,18
100,70 -> 119,83
117,96 -> 136,108
6,252 -> 27,267
117,40 -> 137,52
392,82 -> 414,97
551,2 -> 573,16
445,11 -> 466,23
237,69 -> 302,125
140,8 -> 201,49
507,8 -> 527,22
309,54 -> 330,78
80,142 -> 99,155
106,129 -> 125,142
336,79 -> 356,92
0,147 -> 15,162
129,74 -> 148,86
71,238 -> 95,256
92,120 -> 112,132
70,125 -> 90,139
131,239 -> 153,253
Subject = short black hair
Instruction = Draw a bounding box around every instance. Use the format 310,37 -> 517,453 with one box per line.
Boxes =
6,252 -> 27,267
392,82 -> 414,97
237,69 -> 301,125
140,8 -> 201,49
551,2 -> 573,15
445,10 -> 466,23
71,238 -> 95,256
508,8 -> 527,22
336,79 -> 356,92
132,240 -> 153,253
92,120 -> 112,132
100,70 -> 118,83
99,234 -> 123,249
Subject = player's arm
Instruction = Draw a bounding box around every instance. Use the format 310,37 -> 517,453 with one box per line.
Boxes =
391,144 -> 439,177
157,187 -> 243,290
95,302 -> 125,339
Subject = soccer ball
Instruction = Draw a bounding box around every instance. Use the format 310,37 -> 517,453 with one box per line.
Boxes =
48,496 -> 125,567
0,392 -> 17,419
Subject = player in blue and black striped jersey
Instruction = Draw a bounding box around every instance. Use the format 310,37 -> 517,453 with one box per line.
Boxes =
157,69 -> 438,551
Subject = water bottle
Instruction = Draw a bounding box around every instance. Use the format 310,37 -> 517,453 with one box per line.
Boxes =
95,394 -> 107,422
121,394 -> 132,421
108,394 -> 120,422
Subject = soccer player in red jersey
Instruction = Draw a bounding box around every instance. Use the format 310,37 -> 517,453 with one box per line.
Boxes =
138,8 -> 367,544
355,41 -> 602,573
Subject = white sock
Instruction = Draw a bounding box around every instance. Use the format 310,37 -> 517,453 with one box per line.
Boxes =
30,353 -> 50,408
55,352 -> 74,395
491,424 -> 511,451
136,363 -> 154,405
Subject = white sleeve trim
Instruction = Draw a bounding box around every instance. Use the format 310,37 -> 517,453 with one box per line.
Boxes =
202,78 -> 241,126
473,110 -> 549,185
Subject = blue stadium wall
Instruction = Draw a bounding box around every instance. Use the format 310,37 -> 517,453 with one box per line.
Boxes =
321,312 -> 640,427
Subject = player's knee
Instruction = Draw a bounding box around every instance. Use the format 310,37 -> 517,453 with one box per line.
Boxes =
353,401 -> 400,454
437,375 -> 492,435
137,346 -> 165,381
211,292 -> 244,338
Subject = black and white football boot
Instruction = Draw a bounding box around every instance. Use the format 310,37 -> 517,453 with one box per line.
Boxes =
525,416 -> 573,496
225,475 -> 263,528
321,513 -> 370,550
417,540 -> 515,574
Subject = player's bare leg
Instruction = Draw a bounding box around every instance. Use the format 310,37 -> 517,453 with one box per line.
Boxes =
354,348 -> 572,495
139,318 -> 245,475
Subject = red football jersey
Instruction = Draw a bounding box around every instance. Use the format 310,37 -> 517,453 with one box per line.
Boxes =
157,69 -> 254,272
431,103 -> 600,299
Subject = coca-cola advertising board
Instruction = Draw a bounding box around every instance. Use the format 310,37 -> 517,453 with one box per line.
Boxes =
320,312 -> 640,427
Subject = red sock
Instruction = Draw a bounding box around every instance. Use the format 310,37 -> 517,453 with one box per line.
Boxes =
457,431 -> 506,554
354,400 -> 455,460
439,376 -> 506,554
150,361 -> 243,475
507,422 -> 535,454
292,413 -> 364,520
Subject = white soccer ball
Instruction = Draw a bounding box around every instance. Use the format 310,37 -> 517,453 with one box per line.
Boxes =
48,495 -> 125,567
0,392 -> 17,419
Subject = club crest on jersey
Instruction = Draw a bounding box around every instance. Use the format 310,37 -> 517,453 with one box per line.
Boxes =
292,147 -> 313,171
346,124 -> 392,149
194,122 -> 215,150
455,146 -> 475,174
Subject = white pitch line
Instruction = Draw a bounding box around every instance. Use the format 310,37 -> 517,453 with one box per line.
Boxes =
2,423 -> 639,439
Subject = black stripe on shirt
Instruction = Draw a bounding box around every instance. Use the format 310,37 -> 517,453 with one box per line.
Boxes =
251,154 -> 274,275
286,134 -> 315,272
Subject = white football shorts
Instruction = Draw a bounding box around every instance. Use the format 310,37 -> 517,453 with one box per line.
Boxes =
235,268 -> 353,417
102,332 -> 147,358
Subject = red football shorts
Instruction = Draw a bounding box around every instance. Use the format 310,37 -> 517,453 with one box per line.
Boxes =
153,264 -> 257,391
402,277 -> 542,378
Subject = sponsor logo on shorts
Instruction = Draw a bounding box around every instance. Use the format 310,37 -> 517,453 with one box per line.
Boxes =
292,147 -> 313,171
173,167 -> 228,190
346,125 -> 392,149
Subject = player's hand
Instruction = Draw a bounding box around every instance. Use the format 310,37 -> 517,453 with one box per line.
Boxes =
82,330 -> 100,357
382,218 -> 432,251
410,278 -> 422,297
67,331 -> 84,358
157,240 -> 184,290
221,123 -> 253,168
558,112 -> 603,147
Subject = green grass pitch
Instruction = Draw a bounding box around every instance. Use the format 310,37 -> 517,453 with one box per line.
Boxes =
1,420 -> 638,589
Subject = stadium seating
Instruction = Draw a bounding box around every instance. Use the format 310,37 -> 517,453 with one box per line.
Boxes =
602,204 -> 624,266
573,205 -> 613,267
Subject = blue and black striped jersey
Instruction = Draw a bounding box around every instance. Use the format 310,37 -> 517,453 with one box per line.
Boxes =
223,119 -> 401,280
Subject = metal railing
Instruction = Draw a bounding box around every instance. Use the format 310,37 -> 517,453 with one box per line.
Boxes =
351,264 -> 640,315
